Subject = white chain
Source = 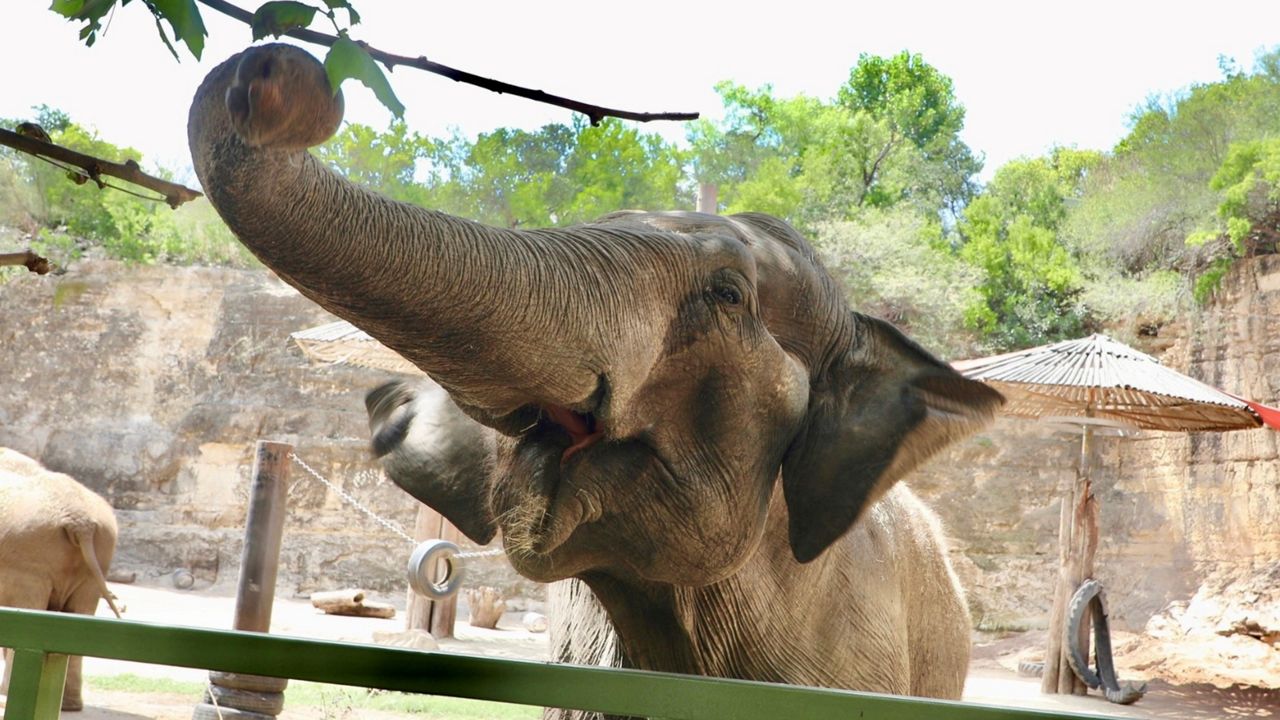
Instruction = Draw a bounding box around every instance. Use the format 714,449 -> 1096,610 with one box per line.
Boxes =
290,453 -> 416,545
288,452 -> 505,561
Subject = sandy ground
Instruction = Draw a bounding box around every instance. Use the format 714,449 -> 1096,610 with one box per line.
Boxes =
2,582 -> 1276,719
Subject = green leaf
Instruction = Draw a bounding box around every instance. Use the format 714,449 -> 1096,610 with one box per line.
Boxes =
324,36 -> 404,117
250,1 -> 318,40
319,0 -> 359,25
50,0 -> 88,16
51,0 -> 118,48
149,0 -> 207,59
151,12 -> 181,61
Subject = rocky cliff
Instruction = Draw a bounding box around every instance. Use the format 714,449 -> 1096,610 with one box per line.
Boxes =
916,255 -> 1280,634
1,255 -> 1275,634
0,259 -> 526,600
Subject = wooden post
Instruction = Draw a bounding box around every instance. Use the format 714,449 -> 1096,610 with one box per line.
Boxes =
198,440 -> 292,719
1041,425 -> 1098,695
405,503 -> 461,638
233,441 -> 292,633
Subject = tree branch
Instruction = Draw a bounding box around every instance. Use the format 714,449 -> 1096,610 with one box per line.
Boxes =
0,128 -> 203,209
0,251 -> 52,275
195,0 -> 700,125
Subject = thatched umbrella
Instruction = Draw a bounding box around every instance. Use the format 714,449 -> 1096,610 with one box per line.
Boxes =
954,333 -> 1277,700
290,320 -> 424,376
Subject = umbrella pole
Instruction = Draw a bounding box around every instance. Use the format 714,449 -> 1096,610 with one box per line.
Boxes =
1041,424 -> 1100,695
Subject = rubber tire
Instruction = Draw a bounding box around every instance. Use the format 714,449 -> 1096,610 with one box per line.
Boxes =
1064,578 -> 1147,705
1065,578 -> 1105,690
191,702 -> 277,720
204,685 -> 286,715
208,672 -> 289,693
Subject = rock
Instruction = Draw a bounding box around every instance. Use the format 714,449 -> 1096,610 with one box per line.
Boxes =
523,612 -> 548,633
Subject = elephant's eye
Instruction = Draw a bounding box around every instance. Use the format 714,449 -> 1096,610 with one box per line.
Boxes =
712,284 -> 743,306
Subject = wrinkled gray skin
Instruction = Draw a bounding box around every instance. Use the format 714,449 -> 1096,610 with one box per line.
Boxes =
0,448 -> 122,712
190,44 -> 1004,711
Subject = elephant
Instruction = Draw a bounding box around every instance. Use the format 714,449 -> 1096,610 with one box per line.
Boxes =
189,43 -> 1003,707
0,448 -> 121,712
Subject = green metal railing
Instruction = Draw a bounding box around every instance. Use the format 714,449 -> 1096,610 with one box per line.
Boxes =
0,608 -> 1107,720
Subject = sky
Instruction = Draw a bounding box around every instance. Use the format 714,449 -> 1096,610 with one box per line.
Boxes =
4,1 -> 1280,185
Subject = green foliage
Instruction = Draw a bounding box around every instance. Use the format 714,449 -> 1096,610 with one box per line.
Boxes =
1,109 -> 253,268
688,52 -> 980,228
957,151 -> 1099,350
325,117 -> 687,229
324,35 -> 404,117
1193,257 -> 1233,304
251,1 -> 319,40
813,207 -> 982,357
48,1 -> 411,117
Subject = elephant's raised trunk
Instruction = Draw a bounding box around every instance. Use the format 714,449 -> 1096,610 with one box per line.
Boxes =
188,45 -> 681,431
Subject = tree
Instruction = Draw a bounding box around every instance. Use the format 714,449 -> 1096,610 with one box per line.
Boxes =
838,51 -> 981,216
958,149 -> 1100,350
44,0 -> 696,124
688,52 -> 980,227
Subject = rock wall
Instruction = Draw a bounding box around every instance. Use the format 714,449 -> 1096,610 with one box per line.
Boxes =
0,259 -> 532,602
1,255 -> 1276,629
916,254 -> 1280,631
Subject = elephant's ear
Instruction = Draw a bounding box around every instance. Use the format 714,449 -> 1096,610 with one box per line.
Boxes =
781,314 -> 1003,563
366,380 -> 498,544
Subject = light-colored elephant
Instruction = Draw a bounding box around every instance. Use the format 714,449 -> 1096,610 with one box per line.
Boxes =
190,44 -> 1003,706
0,448 -> 121,712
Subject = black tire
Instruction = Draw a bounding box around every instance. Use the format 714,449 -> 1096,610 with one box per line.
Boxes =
191,702 -> 277,720
1065,578 -> 1148,705
1065,578 -> 1104,689
1016,660 -> 1045,678
203,685 -> 286,715
208,671 -> 289,693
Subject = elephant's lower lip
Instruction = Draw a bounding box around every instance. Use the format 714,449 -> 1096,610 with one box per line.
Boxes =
494,432 -> 586,559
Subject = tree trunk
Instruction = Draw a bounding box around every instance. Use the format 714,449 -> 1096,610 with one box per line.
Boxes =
696,183 -> 719,215
465,587 -> 505,629
1042,426 -> 1099,695
311,588 -> 396,618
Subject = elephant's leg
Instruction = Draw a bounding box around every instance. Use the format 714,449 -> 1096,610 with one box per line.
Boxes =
0,573 -> 53,697
55,581 -> 109,711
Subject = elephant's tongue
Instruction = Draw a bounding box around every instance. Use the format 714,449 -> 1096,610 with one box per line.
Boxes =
545,405 -> 602,464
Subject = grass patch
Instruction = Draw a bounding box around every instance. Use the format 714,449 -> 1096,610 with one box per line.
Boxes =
87,674 -> 539,718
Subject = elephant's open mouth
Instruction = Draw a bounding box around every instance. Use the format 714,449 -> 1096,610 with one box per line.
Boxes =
492,409 -> 602,563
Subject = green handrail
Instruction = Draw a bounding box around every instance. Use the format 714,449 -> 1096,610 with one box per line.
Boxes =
0,608 -> 1106,720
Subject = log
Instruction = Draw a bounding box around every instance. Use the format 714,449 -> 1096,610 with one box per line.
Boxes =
465,587 -> 505,629
311,589 -> 396,619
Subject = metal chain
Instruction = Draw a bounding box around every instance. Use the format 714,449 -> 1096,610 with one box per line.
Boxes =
288,452 -> 505,561
290,453 -> 416,546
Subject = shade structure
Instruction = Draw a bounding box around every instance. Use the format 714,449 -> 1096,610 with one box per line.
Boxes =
952,334 -> 1264,432
290,320 -> 424,376
952,333 -> 1279,700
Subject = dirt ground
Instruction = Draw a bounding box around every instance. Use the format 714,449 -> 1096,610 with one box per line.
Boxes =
2,582 -> 1276,719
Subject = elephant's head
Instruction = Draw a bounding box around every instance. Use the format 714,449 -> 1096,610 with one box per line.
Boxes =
190,44 -> 1002,587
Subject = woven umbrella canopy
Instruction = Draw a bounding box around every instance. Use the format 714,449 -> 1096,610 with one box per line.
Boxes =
290,320 -> 424,376
952,333 -> 1265,432
953,333 -> 1276,700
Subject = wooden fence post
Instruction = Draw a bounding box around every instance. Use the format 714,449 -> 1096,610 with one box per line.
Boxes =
195,440 -> 293,720
405,503 -> 460,639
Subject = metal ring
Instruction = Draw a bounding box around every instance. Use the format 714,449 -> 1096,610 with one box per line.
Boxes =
407,540 -> 465,599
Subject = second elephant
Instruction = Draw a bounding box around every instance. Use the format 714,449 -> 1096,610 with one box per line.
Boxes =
0,448 -> 121,712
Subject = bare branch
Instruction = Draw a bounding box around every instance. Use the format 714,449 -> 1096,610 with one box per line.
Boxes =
0,250 -> 52,275
195,0 -> 700,125
0,127 -> 203,209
